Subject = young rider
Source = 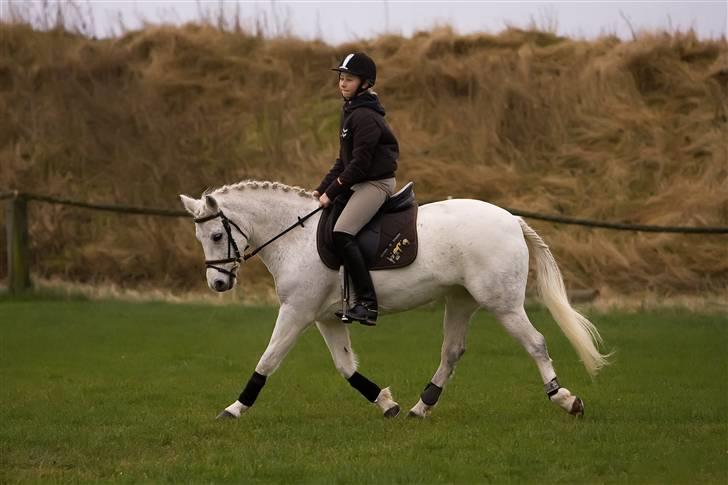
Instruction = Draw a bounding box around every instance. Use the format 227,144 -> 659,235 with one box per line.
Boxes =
313,52 -> 399,326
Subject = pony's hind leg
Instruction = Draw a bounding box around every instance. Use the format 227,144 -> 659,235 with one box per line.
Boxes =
315,319 -> 400,417
408,288 -> 479,418
495,308 -> 584,416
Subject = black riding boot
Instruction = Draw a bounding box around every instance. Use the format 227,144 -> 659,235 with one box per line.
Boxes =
333,231 -> 378,325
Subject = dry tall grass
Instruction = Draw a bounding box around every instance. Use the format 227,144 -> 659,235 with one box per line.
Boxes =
1,17 -> 726,298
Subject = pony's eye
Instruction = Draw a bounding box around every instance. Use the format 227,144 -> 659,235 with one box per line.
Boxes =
212,232 -> 223,242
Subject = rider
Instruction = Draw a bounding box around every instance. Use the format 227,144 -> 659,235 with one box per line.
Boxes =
313,52 -> 399,326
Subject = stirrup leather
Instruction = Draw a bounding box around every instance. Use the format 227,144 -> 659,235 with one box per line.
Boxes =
335,267 -> 377,325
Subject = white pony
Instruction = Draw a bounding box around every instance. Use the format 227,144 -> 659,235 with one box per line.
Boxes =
180,180 -> 609,419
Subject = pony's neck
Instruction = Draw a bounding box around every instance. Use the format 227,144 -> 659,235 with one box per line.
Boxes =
214,183 -> 319,273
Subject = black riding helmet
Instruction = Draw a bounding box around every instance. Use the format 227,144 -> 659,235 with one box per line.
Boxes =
331,52 -> 377,93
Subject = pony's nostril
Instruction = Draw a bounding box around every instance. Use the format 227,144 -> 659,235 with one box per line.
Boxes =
213,279 -> 227,291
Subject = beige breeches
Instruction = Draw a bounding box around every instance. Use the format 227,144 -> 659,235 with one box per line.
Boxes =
333,178 -> 397,236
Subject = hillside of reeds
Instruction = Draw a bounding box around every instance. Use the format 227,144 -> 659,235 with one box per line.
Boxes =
1,19 -> 726,300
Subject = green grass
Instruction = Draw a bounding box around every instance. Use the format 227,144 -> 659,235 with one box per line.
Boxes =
1,298 -> 726,483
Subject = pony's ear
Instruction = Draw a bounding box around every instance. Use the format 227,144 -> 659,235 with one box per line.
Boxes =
204,194 -> 219,213
179,194 -> 200,216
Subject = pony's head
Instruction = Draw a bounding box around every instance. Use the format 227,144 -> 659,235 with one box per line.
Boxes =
180,193 -> 249,292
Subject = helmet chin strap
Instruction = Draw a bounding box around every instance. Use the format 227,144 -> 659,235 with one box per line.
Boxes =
355,80 -> 370,95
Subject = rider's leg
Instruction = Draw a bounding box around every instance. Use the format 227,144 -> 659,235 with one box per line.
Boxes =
333,178 -> 396,236
333,179 -> 396,325
333,232 -> 378,324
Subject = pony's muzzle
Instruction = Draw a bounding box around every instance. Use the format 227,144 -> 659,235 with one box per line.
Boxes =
205,263 -> 238,292
212,279 -> 228,291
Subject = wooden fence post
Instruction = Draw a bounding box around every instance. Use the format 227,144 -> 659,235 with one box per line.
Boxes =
6,194 -> 31,293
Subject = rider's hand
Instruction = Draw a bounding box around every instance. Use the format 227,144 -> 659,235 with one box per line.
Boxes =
312,190 -> 320,198
319,193 -> 331,208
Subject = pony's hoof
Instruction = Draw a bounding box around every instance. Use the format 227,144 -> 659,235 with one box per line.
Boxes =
569,397 -> 585,417
216,410 -> 238,420
407,410 -> 425,418
383,404 -> 400,418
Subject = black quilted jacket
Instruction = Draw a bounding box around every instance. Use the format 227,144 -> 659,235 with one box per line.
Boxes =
316,92 -> 399,200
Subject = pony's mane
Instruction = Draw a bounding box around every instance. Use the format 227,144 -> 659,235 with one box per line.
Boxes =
203,179 -> 314,198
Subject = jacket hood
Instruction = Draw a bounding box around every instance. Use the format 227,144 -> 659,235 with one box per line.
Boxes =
344,92 -> 386,116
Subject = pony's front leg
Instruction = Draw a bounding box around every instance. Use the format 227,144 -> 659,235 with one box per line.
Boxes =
316,319 -> 400,417
218,304 -> 310,419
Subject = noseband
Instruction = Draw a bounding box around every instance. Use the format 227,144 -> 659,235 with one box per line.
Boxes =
193,206 -> 323,280
193,211 -> 250,279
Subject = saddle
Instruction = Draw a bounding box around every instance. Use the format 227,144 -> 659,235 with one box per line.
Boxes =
316,181 -> 419,270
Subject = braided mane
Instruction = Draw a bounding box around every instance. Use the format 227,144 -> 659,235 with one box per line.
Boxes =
204,179 -> 314,198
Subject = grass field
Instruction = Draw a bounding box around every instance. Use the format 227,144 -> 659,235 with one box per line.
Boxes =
1,297 -> 726,483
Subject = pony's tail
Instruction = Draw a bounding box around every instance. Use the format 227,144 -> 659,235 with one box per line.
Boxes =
518,218 -> 611,376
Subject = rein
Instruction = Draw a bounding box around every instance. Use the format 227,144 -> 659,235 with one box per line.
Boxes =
193,206 -> 323,279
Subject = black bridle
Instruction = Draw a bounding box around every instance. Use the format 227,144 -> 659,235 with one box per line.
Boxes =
193,206 -> 323,280
193,210 -> 249,279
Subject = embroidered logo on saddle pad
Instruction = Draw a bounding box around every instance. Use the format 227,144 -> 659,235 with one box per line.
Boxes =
382,234 -> 411,264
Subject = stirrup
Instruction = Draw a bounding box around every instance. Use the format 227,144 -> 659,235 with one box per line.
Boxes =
334,309 -> 353,324
344,303 -> 378,326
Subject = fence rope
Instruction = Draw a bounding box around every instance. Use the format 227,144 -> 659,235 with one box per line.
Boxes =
2,190 -> 727,234
19,192 -> 187,218
499,207 -> 728,234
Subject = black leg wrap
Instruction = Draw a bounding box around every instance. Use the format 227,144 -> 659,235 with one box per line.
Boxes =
420,382 -> 443,406
347,371 -> 381,403
238,371 -> 267,407
545,377 -> 561,399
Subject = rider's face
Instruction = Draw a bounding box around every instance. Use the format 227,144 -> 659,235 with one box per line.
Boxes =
339,72 -> 364,99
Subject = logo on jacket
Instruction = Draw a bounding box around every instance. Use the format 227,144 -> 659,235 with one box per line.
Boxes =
341,128 -> 349,138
